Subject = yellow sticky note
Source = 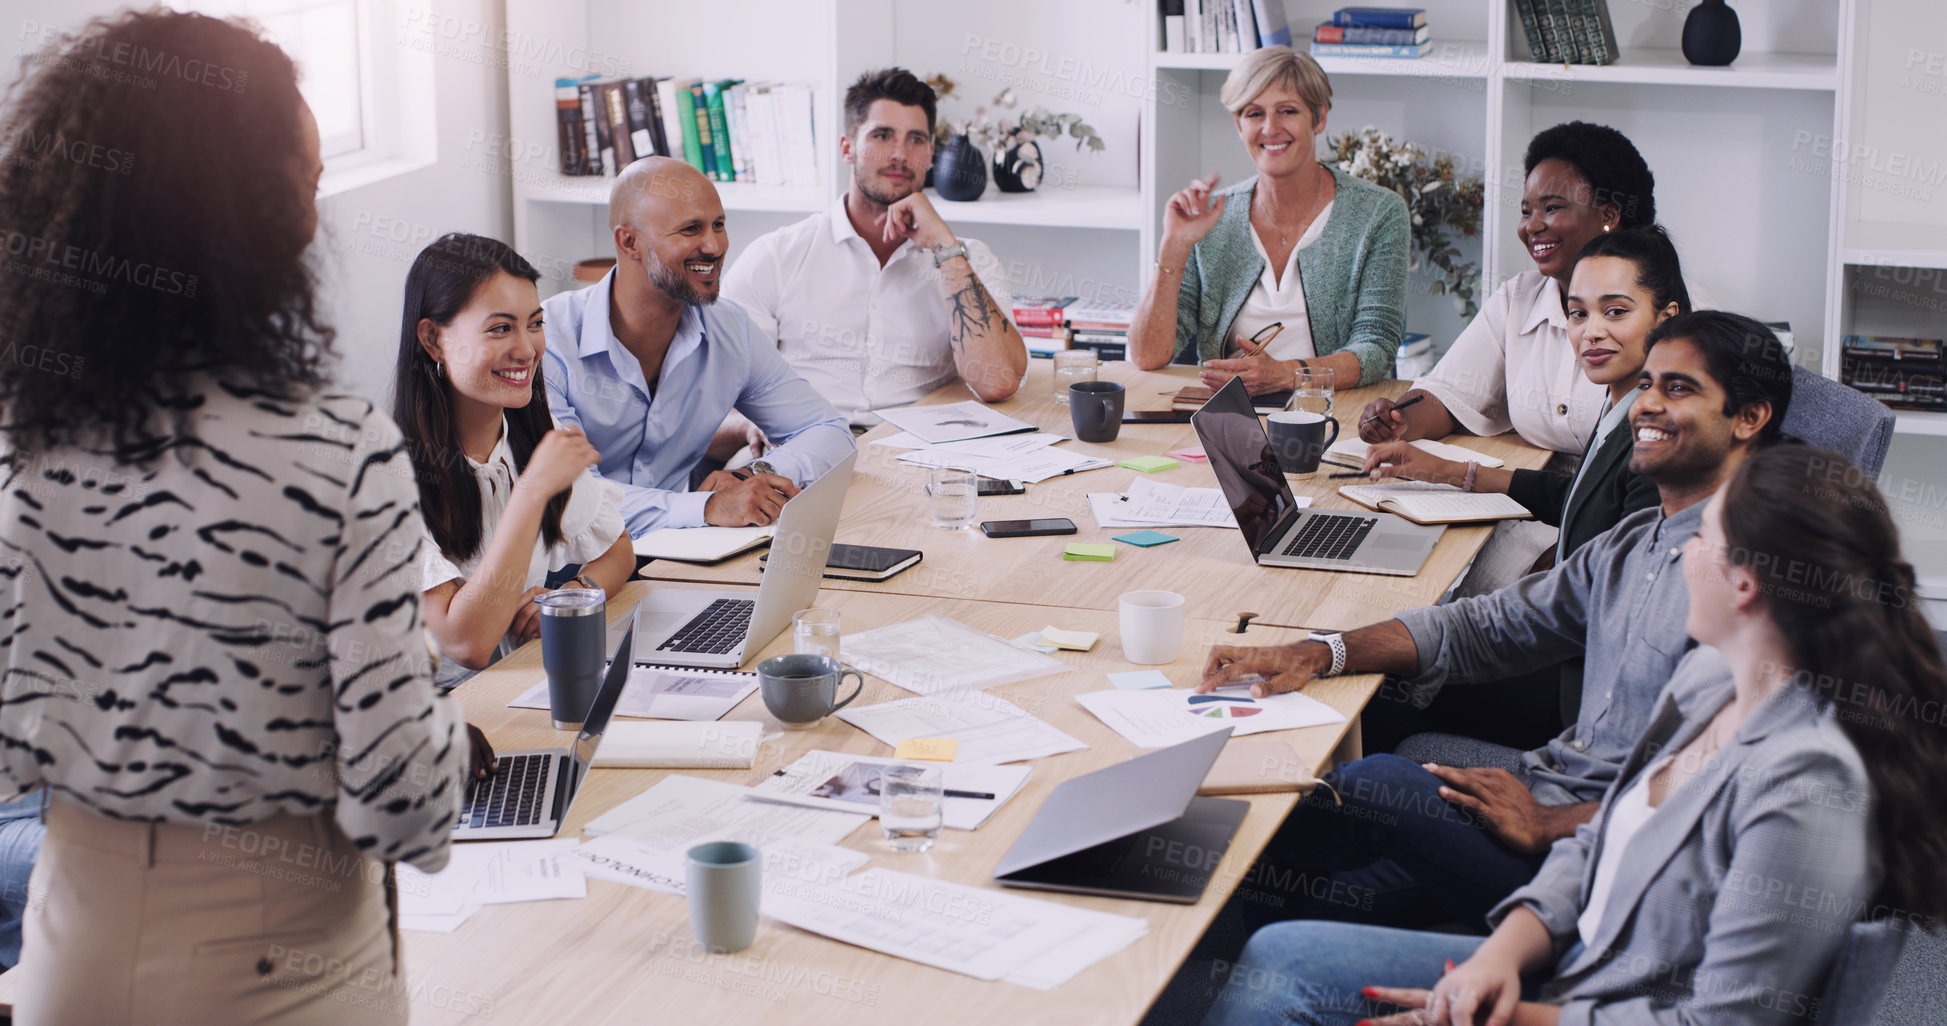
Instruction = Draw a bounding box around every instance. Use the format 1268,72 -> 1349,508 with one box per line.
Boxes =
1038,626 -> 1100,651
893,737 -> 958,761
1063,542 -> 1116,561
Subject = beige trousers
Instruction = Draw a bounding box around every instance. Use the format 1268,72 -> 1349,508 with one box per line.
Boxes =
15,800 -> 408,1026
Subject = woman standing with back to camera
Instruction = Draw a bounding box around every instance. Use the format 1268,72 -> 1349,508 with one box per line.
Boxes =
0,11 -> 483,1023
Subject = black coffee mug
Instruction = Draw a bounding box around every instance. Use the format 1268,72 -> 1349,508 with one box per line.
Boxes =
1265,410 -> 1341,475
1069,381 -> 1125,443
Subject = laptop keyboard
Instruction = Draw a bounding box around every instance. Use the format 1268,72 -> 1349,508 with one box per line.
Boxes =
459,753 -> 551,830
656,598 -> 755,655
1280,512 -> 1378,561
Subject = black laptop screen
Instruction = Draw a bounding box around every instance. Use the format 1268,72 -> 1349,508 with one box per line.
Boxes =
1192,378 -> 1300,556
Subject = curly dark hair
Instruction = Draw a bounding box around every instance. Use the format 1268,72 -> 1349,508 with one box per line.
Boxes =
0,9 -> 331,456
1524,121 -> 1656,230
843,68 -> 937,138
1720,444 -> 1947,924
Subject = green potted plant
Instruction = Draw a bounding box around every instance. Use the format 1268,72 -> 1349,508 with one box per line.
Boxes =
1327,126 -> 1485,319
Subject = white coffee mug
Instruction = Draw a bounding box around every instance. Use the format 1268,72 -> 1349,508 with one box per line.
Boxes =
1119,590 -> 1187,665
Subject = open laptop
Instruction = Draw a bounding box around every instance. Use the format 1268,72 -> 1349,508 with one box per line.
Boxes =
454,626 -> 633,841
995,730 -> 1247,904
633,450 -> 855,669
1193,377 -> 1444,576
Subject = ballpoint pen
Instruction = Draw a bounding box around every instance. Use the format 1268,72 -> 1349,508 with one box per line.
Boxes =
1360,393 -> 1425,428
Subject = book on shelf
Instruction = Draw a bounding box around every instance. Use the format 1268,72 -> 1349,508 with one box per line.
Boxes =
1063,298 -> 1136,329
1841,336 -> 1946,411
1332,7 -> 1425,29
556,78 -> 588,175
1314,23 -> 1429,45
657,79 -> 687,167
725,82 -> 753,182
1070,339 -> 1127,361
1311,40 -> 1434,58
1162,0 -> 1186,52
1230,0 -> 1258,53
1513,0 -> 1618,66
603,81 -> 636,169
704,80 -> 737,182
578,80 -> 604,176
1250,0 -> 1291,47
1012,296 -> 1078,326
688,81 -> 719,180
623,79 -> 662,162
1338,481 -> 1533,525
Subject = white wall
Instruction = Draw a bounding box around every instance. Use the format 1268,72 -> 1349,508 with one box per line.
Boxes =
5,0 -> 511,407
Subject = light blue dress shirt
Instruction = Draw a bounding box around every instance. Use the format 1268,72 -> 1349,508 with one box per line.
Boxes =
541,272 -> 855,535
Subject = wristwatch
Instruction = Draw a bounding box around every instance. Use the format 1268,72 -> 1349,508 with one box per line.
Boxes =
930,241 -> 968,267
748,459 -> 777,478
1308,631 -> 1347,677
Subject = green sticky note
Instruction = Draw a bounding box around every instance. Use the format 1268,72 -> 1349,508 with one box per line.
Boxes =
1113,530 -> 1180,548
1117,456 -> 1180,473
1062,542 -> 1116,561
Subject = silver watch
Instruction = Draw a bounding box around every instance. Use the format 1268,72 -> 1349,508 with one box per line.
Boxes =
930,242 -> 967,267
748,459 -> 777,478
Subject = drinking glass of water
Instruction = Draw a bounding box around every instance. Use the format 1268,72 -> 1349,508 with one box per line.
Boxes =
927,465 -> 979,530
792,608 -> 841,661
1052,350 -> 1098,406
1289,366 -> 1335,420
878,763 -> 944,853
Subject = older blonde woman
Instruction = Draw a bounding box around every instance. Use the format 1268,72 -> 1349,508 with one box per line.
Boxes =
1130,46 -> 1409,394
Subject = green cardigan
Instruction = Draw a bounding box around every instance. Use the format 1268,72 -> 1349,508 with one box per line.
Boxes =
1172,165 -> 1409,386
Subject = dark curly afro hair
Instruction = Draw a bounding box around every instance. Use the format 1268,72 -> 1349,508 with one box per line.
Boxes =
1523,121 -> 1656,230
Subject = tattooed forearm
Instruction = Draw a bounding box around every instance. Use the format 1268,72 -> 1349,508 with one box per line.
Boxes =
945,277 -> 1003,354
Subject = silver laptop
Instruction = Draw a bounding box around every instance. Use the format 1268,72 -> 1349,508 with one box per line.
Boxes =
994,729 -> 1246,904
633,450 -> 855,669
1193,377 -> 1444,576
454,626 -> 632,841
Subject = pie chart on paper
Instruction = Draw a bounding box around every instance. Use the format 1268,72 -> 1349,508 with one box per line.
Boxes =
1187,694 -> 1265,719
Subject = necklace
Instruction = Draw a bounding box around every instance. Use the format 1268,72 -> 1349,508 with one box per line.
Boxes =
1257,168 -> 1327,248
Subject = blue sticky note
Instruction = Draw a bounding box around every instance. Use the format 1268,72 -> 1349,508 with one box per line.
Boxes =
1113,530 -> 1180,548
1109,670 -> 1173,690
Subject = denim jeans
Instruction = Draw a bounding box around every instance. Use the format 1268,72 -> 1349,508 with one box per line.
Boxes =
1240,755 -> 1547,933
1202,921 -> 1497,1025
0,791 -> 46,969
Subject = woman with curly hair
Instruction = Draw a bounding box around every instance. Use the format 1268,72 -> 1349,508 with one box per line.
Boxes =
0,11 -> 483,1022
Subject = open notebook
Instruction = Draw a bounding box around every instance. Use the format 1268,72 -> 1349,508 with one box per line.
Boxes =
1324,437 -> 1506,470
1337,481 -> 1532,525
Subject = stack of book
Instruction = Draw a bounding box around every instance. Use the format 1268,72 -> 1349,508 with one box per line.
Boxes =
1012,296 -> 1076,356
555,76 -> 817,186
1064,299 -> 1136,361
1510,0 -> 1620,65
1310,8 -> 1433,59
1160,0 -> 1292,54
1842,335 -> 1946,411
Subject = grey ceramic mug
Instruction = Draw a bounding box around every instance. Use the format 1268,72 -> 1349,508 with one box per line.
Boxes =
686,840 -> 760,952
1068,380 -> 1126,443
757,653 -> 863,730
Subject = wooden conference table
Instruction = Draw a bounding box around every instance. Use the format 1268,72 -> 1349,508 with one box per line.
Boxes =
417,585 -> 1369,1025
649,362 -> 1550,632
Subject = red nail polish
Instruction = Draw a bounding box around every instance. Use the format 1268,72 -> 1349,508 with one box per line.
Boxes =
1445,959 -> 1456,972
1361,987 -> 1377,998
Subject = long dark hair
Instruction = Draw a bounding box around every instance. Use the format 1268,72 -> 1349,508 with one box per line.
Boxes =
1573,225 -> 1691,316
1720,444 -> 1947,923
0,10 -> 330,455
392,234 -> 564,564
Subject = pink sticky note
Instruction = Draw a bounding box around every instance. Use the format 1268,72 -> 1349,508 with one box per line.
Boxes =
1167,447 -> 1208,463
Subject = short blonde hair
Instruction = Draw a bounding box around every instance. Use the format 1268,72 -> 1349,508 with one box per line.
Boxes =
1220,46 -> 1332,122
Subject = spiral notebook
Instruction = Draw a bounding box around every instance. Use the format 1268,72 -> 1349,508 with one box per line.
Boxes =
509,666 -> 758,721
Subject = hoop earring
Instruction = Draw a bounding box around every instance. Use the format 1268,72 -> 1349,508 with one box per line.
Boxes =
434,360 -> 446,379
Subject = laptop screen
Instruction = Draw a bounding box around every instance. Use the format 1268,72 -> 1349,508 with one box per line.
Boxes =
566,626 -> 634,796
1192,377 -> 1301,556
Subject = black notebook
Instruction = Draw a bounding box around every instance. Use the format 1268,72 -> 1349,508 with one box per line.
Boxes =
761,544 -> 922,582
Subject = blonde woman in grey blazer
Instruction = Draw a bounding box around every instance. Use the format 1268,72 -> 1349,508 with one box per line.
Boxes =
1203,443 -> 1947,1026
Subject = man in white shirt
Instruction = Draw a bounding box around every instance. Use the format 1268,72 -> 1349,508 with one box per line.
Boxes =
721,68 -> 1027,436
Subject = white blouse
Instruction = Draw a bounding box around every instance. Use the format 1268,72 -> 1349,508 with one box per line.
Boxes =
1230,201 -> 1334,362
421,418 -> 625,670
1577,754 -> 1673,948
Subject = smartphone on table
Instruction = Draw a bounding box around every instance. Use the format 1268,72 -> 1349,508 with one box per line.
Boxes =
979,518 -> 1077,539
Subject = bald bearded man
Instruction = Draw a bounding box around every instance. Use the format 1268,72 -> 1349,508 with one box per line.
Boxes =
542,158 -> 854,532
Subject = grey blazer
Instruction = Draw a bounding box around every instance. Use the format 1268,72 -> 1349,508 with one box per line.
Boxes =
1492,646 -> 1881,1026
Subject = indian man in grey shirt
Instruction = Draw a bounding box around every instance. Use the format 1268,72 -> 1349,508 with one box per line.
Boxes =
1196,311 -> 1795,929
